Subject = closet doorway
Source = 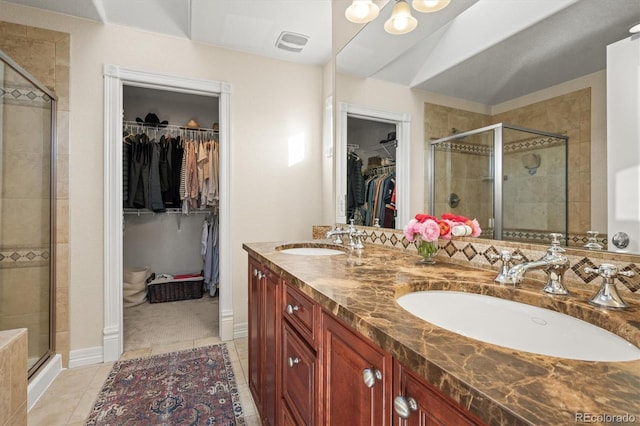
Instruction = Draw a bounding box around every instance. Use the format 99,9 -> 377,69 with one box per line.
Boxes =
121,86 -> 220,352
103,65 -> 232,362
336,102 -> 410,229
347,117 -> 397,228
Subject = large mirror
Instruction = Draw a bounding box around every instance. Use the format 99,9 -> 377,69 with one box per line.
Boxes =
335,0 -> 640,253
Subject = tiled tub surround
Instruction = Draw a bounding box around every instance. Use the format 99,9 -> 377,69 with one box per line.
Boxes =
255,233 -> 640,424
0,328 -> 28,426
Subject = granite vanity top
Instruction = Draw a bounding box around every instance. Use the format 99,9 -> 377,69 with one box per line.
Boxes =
243,240 -> 640,425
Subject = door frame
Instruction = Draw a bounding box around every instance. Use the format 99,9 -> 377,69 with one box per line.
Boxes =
336,102 -> 410,228
103,64 -> 233,362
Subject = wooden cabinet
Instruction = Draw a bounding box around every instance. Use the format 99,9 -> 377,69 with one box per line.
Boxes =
393,361 -> 486,426
248,256 -> 486,426
321,312 -> 393,426
248,257 -> 280,426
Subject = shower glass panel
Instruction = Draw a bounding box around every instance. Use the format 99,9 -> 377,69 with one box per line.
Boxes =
0,51 -> 56,375
431,128 -> 494,236
430,123 -> 568,244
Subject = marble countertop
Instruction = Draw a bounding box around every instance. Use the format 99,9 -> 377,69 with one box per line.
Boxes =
243,240 -> 640,426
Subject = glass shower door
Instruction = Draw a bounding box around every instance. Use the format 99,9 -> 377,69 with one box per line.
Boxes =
0,51 -> 56,374
431,127 -> 495,235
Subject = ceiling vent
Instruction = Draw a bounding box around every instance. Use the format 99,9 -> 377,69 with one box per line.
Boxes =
275,31 -> 309,53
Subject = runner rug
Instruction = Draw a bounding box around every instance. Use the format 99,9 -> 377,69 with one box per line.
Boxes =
85,344 -> 245,425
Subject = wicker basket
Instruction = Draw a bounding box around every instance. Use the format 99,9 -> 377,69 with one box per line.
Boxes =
147,277 -> 204,303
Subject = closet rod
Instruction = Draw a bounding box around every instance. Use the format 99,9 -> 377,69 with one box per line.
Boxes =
123,208 -> 213,216
123,121 -> 218,133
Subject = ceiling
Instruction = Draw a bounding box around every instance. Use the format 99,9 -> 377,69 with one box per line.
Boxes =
338,0 -> 640,105
5,0 -> 640,106
3,0 -> 333,66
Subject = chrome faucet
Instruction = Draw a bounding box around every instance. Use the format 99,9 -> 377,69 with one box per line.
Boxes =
584,264 -> 633,310
326,226 -> 350,244
506,233 -> 570,295
326,222 -> 366,249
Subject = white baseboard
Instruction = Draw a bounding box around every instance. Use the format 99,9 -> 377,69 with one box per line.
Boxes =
28,354 -> 61,411
233,321 -> 248,339
69,346 -> 104,368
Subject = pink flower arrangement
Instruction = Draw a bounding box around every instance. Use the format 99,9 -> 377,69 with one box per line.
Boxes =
403,213 -> 482,243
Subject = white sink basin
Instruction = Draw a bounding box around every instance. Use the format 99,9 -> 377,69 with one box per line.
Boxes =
278,247 -> 345,256
396,291 -> 640,362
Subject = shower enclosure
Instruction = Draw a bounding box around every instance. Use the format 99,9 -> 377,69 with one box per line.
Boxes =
430,123 -> 568,244
0,50 -> 56,376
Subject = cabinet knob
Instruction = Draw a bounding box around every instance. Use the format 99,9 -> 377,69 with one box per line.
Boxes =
253,268 -> 258,277
287,357 -> 300,368
393,395 -> 417,419
362,368 -> 382,388
285,304 -> 300,315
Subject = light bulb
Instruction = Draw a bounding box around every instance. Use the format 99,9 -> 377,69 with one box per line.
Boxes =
384,0 -> 417,35
345,0 -> 380,24
412,0 -> 450,13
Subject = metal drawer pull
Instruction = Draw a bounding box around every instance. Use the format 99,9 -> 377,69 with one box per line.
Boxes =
287,357 -> 300,368
393,395 -> 417,419
285,304 -> 299,315
362,368 -> 382,388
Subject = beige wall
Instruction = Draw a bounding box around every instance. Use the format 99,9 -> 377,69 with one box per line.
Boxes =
1,2 -> 324,353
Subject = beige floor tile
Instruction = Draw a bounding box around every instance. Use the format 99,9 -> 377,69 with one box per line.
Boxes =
194,335 -> 223,347
119,347 -> 152,360
149,340 -> 195,355
244,414 -> 261,426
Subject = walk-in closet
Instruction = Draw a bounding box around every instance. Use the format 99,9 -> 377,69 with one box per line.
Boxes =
346,116 -> 397,228
122,85 -> 220,351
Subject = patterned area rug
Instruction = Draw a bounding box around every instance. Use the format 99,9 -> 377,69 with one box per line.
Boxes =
86,344 -> 245,425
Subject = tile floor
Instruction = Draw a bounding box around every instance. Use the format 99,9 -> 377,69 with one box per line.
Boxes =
27,336 -> 260,425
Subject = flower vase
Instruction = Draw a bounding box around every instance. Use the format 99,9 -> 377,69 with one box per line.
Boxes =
417,239 -> 438,265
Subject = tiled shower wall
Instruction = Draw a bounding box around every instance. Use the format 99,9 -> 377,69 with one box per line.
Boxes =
424,88 -> 593,247
0,22 -> 70,367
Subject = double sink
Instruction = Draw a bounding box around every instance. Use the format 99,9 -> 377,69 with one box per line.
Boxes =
276,242 -> 640,363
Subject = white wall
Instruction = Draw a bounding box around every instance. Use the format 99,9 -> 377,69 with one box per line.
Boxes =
1,2 -> 324,351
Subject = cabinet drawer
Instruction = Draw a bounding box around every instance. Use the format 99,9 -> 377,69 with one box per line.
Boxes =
283,282 -> 318,345
282,321 -> 318,426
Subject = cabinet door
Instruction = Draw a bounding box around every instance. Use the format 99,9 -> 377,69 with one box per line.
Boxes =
393,362 -> 486,426
248,259 -> 263,406
263,268 -> 281,426
282,321 -> 317,425
322,312 -> 392,426
247,258 -> 281,426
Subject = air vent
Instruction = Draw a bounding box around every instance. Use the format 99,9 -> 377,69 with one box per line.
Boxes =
275,31 -> 309,53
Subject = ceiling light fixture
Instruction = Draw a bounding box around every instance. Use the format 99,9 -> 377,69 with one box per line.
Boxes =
630,23 -> 640,34
346,0 -> 450,35
345,0 -> 380,24
384,0 -> 418,35
412,0 -> 451,13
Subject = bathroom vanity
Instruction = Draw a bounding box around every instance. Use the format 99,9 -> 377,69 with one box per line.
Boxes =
243,241 -> 640,425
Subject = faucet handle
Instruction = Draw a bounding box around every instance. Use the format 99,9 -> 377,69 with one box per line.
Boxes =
584,264 -> 634,279
583,264 -> 632,310
492,251 -> 522,284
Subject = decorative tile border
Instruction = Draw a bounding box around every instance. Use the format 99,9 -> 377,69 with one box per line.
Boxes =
432,135 -> 565,156
0,86 -> 52,106
0,246 -> 50,269
313,225 -> 638,294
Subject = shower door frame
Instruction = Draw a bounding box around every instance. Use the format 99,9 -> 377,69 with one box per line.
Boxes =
0,50 -> 58,377
429,122 -> 568,242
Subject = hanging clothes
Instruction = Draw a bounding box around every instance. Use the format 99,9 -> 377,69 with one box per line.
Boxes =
203,215 -> 219,296
347,150 -> 365,223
